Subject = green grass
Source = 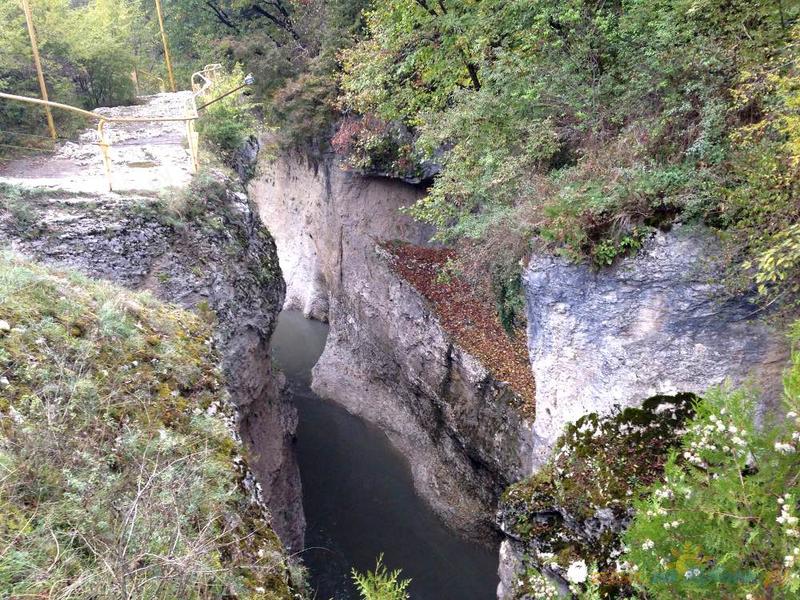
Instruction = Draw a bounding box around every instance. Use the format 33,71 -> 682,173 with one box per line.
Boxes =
0,254 -> 294,599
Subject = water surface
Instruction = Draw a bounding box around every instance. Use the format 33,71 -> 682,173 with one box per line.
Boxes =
270,310 -> 499,600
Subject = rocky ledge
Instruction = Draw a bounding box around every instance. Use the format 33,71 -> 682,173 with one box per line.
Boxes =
524,226 -> 789,466
0,173 -> 304,551
497,394 -> 696,599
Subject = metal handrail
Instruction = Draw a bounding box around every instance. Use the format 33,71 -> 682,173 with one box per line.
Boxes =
0,91 -> 204,191
191,64 -> 223,96
133,68 -> 167,95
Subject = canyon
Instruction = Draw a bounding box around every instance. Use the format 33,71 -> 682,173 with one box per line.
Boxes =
2,124 -> 791,597
249,148 -> 791,597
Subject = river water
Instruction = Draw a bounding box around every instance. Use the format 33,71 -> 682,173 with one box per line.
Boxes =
270,310 -> 499,600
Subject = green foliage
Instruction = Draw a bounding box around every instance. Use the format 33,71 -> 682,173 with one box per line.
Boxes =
721,28 -> 800,307
338,0 -> 800,305
339,0 -> 484,123
491,261 -> 526,336
331,114 -> 419,177
501,394 -> 695,592
196,65 -> 258,156
166,0 -> 369,149
0,255 -> 294,598
352,555 -> 411,600
268,53 -> 341,149
0,0 -> 157,147
66,0 -> 143,107
623,331 -> 800,598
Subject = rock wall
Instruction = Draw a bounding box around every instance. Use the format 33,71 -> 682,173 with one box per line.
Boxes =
250,152 -> 533,539
0,174 -> 305,551
524,225 -> 790,465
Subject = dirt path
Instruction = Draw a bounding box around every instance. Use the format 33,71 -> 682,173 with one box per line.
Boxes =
0,92 -> 195,195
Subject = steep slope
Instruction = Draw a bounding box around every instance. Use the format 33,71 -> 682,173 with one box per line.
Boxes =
251,151 -> 534,539
0,255 -> 296,598
0,170 -> 303,551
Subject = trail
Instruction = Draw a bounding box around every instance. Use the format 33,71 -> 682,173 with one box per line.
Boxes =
0,92 -> 195,195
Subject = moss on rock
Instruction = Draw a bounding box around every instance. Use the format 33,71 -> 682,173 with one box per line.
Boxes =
499,393 -> 696,596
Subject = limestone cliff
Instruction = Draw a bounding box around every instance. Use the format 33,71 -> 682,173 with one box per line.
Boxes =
250,151 -> 533,539
523,226 -> 789,466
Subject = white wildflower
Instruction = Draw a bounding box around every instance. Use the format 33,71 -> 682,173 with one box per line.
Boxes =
566,560 -> 588,584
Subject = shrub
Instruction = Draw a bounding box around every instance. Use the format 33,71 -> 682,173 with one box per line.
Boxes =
500,394 -> 695,595
721,30 -> 800,308
331,114 -> 420,178
491,260 -> 527,336
623,329 -> 800,598
196,65 -> 258,157
352,555 -> 411,600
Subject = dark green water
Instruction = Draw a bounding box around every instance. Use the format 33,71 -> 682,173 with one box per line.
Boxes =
270,310 -> 499,600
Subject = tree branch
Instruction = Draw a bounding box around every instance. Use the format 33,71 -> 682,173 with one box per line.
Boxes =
205,1 -> 239,32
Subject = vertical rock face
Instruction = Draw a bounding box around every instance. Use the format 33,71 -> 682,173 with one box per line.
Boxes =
250,152 -> 533,539
523,226 -> 789,465
0,176 -> 305,551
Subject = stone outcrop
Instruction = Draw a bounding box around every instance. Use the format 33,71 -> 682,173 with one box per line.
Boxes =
250,151 -> 534,539
496,394 -> 696,598
523,225 -> 790,465
0,173 -> 304,551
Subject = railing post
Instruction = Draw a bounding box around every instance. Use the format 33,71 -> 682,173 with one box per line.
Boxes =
154,0 -> 176,92
97,119 -> 113,191
20,0 -> 57,140
185,100 -> 199,173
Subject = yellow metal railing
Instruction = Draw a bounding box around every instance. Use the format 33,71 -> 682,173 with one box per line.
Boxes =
0,91 -> 208,192
191,64 -> 223,96
0,64 -> 230,191
133,68 -> 167,95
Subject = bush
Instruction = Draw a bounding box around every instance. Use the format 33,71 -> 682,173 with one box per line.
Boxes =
331,114 -> 419,178
500,394 -> 695,595
352,555 -> 411,600
623,327 -> 800,598
196,65 -> 258,156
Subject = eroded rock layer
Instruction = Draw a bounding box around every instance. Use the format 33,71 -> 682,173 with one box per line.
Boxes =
251,151 -> 533,539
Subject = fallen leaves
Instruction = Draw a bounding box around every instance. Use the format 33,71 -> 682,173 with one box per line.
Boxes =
383,241 -> 535,418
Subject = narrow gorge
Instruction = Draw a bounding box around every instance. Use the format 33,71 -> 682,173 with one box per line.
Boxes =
3,1 -> 800,598
248,148 -> 792,597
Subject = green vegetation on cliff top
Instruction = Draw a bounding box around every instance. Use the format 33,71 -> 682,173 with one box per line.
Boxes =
503,330 -> 800,599
337,0 -> 800,310
0,254 -> 294,599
